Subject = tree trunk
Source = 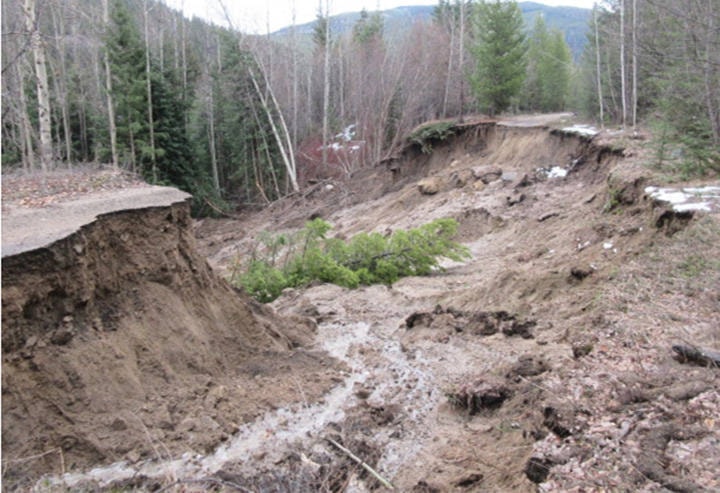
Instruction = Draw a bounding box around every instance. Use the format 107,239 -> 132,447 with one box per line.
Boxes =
619,0 -> 627,127
16,62 -> 35,171
291,1 -> 299,148
458,0 -> 466,122
442,12 -> 455,119
248,67 -> 299,193
702,0 -> 720,144
144,0 -> 157,183
208,83 -> 220,192
631,0 -> 637,128
103,0 -> 119,169
24,0 -> 53,172
594,4 -> 604,128
322,0 -> 331,172
51,2 -> 72,166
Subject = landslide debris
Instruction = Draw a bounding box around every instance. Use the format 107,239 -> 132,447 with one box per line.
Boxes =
1,197 -> 340,490
7,117 -> 719,492
194,119 -> 719,492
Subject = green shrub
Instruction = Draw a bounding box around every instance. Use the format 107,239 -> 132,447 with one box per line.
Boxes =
233,218 -> 470,302
409,121 -> 457,154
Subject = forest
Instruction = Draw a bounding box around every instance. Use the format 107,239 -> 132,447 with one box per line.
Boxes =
2,0 -> 718,214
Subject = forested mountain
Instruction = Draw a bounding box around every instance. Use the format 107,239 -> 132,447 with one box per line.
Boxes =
2,0 -> 717,214
274,2 -> 590,59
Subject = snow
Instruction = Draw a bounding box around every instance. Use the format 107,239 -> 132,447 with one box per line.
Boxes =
645,185 -> 719,213
335,124 -> 356,142
674,202 -> 712,212
561,124 -> 598,137
548,167 -> 568,178
537,166 -> 568,179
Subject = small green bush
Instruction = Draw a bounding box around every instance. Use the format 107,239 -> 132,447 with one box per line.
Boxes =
234,218 -> 470,302
409,121 -> 457,154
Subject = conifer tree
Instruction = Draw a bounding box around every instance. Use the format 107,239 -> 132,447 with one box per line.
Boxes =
525,15 -> 572,112
470,0 -> 527,115
106,0 -> 147,172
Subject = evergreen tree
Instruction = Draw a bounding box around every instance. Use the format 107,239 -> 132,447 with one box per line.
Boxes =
470,0 -> 527,115
106,0 -> 147,172
353,9 -> 383,44
525,15 -> 572,111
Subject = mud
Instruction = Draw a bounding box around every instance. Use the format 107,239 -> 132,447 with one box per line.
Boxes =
1,201 -> 340,491
191,121 -> 719,492
4,119 -> 719,491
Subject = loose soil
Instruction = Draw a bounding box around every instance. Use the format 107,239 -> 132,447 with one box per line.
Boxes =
3,118 -> 719,491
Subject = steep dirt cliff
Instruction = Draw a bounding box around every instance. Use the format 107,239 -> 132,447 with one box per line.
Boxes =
1,193 -> 340,490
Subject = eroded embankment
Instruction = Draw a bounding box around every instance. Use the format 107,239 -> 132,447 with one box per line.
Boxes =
1,200 -> 340,491
194,120 -> 719,492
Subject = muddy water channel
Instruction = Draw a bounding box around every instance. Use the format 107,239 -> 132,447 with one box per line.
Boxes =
39,282 -> 446,491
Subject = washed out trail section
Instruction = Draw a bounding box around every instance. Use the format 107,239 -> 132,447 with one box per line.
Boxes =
2,184 -> 339,491
2,185 -> 191,257
11,119 -> 720,491
192,120 -> 719,491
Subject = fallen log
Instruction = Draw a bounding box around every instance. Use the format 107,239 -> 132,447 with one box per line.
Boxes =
672,344 -> 720,367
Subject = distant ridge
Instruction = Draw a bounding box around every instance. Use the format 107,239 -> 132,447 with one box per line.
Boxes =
273,2 -> 591,59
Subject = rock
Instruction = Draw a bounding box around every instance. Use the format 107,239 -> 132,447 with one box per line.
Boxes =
110,418 -> 128,431
525,456 -> 554,483
204,385 -> 227,408
472,165 -> 503,184
353,383 -> 372,400
453,472 -> 484,488
449,376 -> 512,414
50,327 -> 74,346
502,319 -> 535,339
501,171 -> 519,183
449,169 -> 473,189
412,480 -> 441,492
543,405 -> 576,438
418,177 -> 442,195
572,341 -> 594,359
513,174 -> 533,188
467,311 -> 508,335
507,354 -> 549,379
506,192 -> 525,206
569,266 -> 593,282
405,311 -> 434,329
24,336 -> 38,349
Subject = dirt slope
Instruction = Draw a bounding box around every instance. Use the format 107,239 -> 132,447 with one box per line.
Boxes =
191,121 -> 719,491
6,120 -> 718,492
1,195 -> 341,491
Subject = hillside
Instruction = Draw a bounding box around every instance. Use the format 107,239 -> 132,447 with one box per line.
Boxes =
6,115 -> 717,491
273,2 -> 591,58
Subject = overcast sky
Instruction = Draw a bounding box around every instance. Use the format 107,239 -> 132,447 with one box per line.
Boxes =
163,0 -> 597,33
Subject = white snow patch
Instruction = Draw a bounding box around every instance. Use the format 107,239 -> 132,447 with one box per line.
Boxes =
603,242 -> 613,250
561,124 -> 598,137
548,167 -> 568,178
536,166 -> 568,179
674,202 -> 712,212
335,124 -> 356,142
645,185 -> 720,213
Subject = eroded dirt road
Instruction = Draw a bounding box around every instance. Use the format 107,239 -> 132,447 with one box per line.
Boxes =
193,122 -> 720,492
20,121 -> 720,491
